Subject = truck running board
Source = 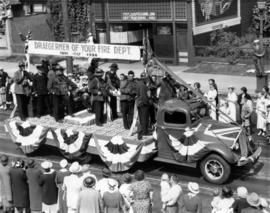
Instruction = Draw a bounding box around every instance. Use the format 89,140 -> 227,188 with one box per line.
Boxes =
154,157 -> 197,168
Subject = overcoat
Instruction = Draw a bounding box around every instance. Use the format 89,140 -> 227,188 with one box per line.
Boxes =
0,164 -> 12,206
26,167 -> 43,211
9,167 -> 30,208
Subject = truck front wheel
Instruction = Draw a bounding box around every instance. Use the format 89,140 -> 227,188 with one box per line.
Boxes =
200,154 -> 231,184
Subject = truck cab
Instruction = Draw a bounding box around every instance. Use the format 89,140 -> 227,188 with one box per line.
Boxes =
154,99 -> 261,184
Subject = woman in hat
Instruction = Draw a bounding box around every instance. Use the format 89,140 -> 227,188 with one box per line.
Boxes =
242,192 -> 263,213
179,182 -> 202,213
77,176 -> 103,213
96,168 -> 118,198
55,159 -> 70,213
39,161 -> 58,213
9,158 -> 30,213
103,179 -> 125,213
63,162 -> 82,213
232,186 -> 249,213
119,173 -> 133,213
25,159 -> 43,213
210,185 -> 234,213
129,170 -> 153,213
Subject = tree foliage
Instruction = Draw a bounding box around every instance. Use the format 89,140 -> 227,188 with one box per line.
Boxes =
46,0 -> 90,42
252,0 -> 270,37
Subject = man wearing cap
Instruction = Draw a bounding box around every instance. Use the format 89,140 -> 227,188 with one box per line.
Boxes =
32,65 -> 50,117
136,73 -> 151,140
88,68 -> 109,126
13,61 -> 33,120
105,63 -> 120,120
120,70 -> 137,129
0,155 -> 13,213
48,66 -> 77,121
0,68 -> 10,110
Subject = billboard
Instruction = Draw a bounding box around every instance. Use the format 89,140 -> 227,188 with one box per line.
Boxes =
192,0 -> 241,35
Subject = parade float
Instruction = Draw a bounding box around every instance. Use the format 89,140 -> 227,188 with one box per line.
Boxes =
4,37 -> 261,184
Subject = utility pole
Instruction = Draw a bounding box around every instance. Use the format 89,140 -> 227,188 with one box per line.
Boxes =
61,0 -> 73,74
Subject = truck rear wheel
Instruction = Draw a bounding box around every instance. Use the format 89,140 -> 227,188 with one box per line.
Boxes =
200,154 -> 231,184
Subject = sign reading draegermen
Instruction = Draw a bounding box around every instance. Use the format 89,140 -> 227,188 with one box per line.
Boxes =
28,40 -> 141,61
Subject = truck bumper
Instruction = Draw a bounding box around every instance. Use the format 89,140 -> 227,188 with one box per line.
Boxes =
236,147 -> 262,167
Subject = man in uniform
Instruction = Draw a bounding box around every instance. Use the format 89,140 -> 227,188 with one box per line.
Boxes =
48,66 -> 77,121
120,70 -> 137,129
88,68 -> 109,126
32,65 -> 50,117
13,61 -> 32,120
136,73 -> 150,140
105,63 -> 120,120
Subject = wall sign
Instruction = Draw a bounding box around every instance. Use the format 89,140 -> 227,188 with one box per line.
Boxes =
122,12 -> 157,21
192,0 -> 241,35
28,40 -> 141,60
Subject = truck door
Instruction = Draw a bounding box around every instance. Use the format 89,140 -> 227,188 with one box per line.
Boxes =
157,109 -> 191,161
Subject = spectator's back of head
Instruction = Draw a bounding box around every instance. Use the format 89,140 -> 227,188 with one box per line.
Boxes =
1,155 -> 8,166
27,159 -> 35,168
102,168 -> 111,178
222,185 -> 233,198
237,186 -> 248,199
134,170 -> 145,181
170,175 -> 180,184
122,173 -> 132,184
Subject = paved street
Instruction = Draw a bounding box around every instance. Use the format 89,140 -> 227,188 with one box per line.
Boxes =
0,110 -> 269,211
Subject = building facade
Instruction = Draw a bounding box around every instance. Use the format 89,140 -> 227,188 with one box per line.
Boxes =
1,0 -> 257,63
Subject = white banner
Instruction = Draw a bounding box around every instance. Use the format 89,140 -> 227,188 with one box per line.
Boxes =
28,40 -> 141,60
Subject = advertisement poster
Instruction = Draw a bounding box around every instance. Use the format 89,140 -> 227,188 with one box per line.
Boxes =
192,0 -> 241,35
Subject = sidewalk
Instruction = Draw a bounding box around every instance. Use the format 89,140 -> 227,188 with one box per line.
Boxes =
0,60 -> 257,95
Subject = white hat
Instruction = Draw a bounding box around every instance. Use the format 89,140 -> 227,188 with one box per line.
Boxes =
237,186 -> 248,198
41,161 -> 53,169
161,173 -> 169,181
69,162 -> 81,173
59,159 -> 68,168
188,182 -> 199,194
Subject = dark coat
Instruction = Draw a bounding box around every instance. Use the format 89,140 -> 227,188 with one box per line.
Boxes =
105,71 -> 120,90
9,167 -> 30,208
32,73 -> 48,95
0,71 -> 9,88
136,80 -> 150,107
120,79 -> 137,101
48,74 -> 77,96
158,77 -> 177,105
88,77 -> 109,102
26,167 -> 43,211
232,198 -> 250,213
39,171 -> 58,205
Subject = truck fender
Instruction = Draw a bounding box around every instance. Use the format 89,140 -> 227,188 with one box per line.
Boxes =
202,144 -> 237,165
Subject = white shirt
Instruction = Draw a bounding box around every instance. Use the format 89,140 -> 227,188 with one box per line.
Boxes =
160,181 -> 171,203
163,184 -> 182,206
96,178 -> 119,197
63,174 -> 82,209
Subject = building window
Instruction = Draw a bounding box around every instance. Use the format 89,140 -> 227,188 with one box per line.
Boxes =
175,1 -> 187,20
164,111 -> 187,125
157,24 -> 172,35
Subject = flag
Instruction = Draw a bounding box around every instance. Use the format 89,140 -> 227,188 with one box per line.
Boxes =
5,120 -> 49,153
52,128 -> 92,160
